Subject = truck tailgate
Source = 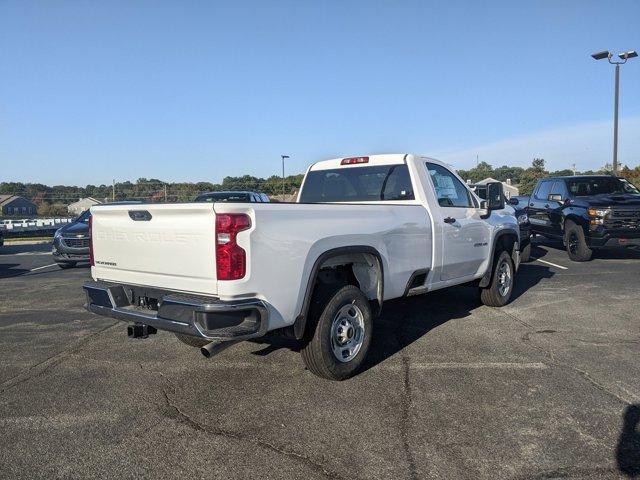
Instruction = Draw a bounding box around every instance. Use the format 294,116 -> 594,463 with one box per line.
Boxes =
90,203 -> 217,295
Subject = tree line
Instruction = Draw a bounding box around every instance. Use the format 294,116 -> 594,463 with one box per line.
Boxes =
2,161 -> 640,216
0,174 -> 304,216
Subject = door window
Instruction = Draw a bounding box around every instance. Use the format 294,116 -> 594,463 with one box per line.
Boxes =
534,181 -> 553,200
550,181 -> 569,199
425,163 -> 473,208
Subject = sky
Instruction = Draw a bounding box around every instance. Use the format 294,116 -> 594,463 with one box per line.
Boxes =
1,0 -> 639,186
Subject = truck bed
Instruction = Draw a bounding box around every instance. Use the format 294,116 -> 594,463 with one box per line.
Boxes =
90,201 -> 432,329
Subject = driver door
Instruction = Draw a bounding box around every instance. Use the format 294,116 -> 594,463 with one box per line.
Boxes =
425,163 -> 491,281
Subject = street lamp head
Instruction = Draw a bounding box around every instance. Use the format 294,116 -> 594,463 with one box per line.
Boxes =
281,155 -> 290,159
618,50 -> 638,60
591,50 -> 610,60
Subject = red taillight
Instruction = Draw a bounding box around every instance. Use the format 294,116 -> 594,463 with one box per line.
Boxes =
341,156 -> 369,165
216,213 -> 251,280
88,215 -> 94,266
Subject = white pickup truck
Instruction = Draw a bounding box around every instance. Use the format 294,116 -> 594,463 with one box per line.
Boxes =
84,154 -> 520,380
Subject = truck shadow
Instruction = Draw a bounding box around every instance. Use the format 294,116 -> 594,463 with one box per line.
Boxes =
0,262 -> 30,278
249,263 -> 555,373
361,263 -> 554,373
617,404 -> 640,478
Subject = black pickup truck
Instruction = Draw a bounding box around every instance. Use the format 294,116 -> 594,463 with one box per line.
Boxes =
510,175 -> 640,261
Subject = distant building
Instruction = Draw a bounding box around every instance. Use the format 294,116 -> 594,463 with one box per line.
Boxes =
475,177 -> 519,199
0,195 -> 38,216
67,197 -> 101,215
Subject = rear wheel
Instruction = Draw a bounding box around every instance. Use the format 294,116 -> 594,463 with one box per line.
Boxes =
565,221 -> 592,262
301,285 -> 372,381
480,250 -> 514,307
57,262 -> 76,269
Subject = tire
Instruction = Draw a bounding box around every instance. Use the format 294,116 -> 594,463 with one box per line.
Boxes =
301,285 -> 372,381
564,221 -> 592,262
57,262 -> 76,269
175,334 -> 210,348
520,241 -> 532,263
480,250 -> 515,307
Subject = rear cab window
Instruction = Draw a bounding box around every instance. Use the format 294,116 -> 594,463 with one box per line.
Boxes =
299,164 -> 415,202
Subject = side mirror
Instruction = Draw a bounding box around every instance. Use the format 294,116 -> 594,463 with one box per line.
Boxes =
548,194 -> 563,202
486,182 -> 505,210
508,197 -> 519,205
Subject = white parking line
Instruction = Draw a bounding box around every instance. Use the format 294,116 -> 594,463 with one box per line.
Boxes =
535,258 -> 568,270
29,263 -> 58,272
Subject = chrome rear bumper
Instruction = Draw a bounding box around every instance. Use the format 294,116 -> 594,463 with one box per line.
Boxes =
83,281 -> 269,341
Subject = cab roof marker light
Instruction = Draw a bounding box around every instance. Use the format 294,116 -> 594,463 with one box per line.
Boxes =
341,157 -> 369,165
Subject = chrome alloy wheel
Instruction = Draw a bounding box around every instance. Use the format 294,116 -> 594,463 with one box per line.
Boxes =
330,303 -> 365,363
497,258 -> 512,297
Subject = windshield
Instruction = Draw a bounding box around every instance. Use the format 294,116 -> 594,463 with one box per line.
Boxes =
195,192 -> 251,203
299,165 -> 415,202
566,177 -> 640,196
76,210 -> 91,223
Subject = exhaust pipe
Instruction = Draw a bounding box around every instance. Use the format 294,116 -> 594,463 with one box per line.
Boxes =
127,323 -> 157,339
201,340 -> 239,358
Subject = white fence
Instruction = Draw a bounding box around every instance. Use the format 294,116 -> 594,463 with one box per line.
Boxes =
0,217 -> 75,234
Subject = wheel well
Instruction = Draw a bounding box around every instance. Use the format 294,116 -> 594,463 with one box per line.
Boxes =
563,216 -> 586,235
293,249 -> 383,340
479,231 -> 518,288
496,232 -> 518,255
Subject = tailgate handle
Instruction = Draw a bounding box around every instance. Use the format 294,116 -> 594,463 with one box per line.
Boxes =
129,210 -> 152,221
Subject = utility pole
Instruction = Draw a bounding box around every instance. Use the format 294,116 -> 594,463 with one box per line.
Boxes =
281,155 -> 290,197
591,49 -> 637,176
572,163 -> 576,176
613,63 -> 619,175
112,179 -> 115,201
164,184 -> 167,203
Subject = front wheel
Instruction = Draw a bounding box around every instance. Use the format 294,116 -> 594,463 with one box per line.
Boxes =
480,251 -> 515,307
565,221 -> 592,262
301,285 -> 372,381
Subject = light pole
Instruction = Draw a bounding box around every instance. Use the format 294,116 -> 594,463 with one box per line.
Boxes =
281,155 -> 290,196
591,49 -> 637,175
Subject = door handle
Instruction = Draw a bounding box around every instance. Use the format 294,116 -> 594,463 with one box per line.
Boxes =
444,217 -> 456,224
544,204 -> 550,208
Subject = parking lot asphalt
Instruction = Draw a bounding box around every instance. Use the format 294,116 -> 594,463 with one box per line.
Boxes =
0,241 -> 639,479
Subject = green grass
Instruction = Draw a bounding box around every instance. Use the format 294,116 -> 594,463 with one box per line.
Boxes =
4,236 -> 53,243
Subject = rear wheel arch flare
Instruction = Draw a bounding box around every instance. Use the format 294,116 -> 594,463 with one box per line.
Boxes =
293,246 -> 384,340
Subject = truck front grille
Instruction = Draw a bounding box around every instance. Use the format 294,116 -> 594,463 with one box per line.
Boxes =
605,209 -> 640,230
62,237 -> 90,248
